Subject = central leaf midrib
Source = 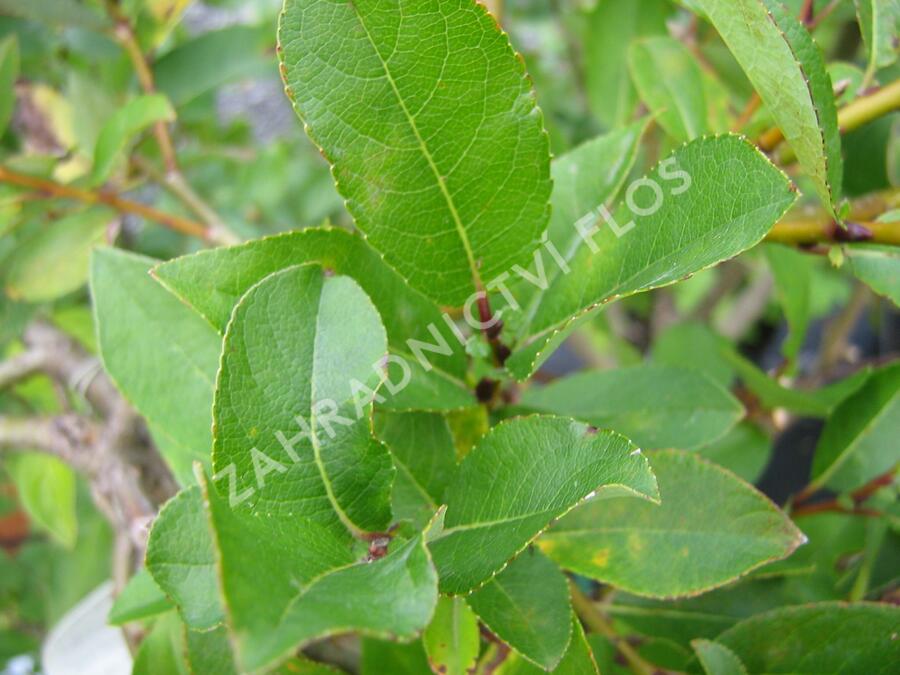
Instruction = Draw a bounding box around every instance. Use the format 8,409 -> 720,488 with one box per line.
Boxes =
350,5 -> 483,292
310,278 -> 365,538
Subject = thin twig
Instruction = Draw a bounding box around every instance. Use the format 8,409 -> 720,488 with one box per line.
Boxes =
104,1 -> 239,244
0,165 -> 212,240
569,582 -> 660,675
817,283 -> 871,374
759,79 -> 900,152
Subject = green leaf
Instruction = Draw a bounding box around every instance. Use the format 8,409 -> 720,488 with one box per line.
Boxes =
716,602 -> 900,673
538,450 -> 805,598
696,422 -> 771,484
108,568 -> 173,626
694,0 -> 842,212
582,0 -> 669,128
423,596 -> 480,675
544,120 -> 650,264
154,25 -> 270,106
185,625 -> 238,675
506,135 -> 796,380
495,614 -> 598,675
212,264 -> 393,535
467,549 -> 571,670
513,119 -> 649,315
764,243 -> 813,366
7,452 -> 77,548
88,93 -> 174,186
133,612 -> 189,675
153,227 -> 472,409
146,486 -> 225,631
521,365 -> 744,450
855,0 -> 900,81
91,248 -> 220,484
809,361 -> 900,492
0,0 -> 108,30
724,347 -> 870,416
844,244 -> 900,306
278,0 -> 552,306
429,415 -> 659,594
361,639 -> 431,675
200,468 -> 438,673
374,411 -> 458,529
691,639 -> 748,675
6,208 -> 112,303
628,37 -> 708,142
0,35 -> 19,137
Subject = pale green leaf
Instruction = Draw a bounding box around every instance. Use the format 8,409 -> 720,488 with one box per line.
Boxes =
495,615 -> 598,675
506,135 -> 796,380
7,452 -> 77,548
200,468 -> 438,673
0,35 -> 19,137
538,450 -> 805,598
108,568 -> 173,626
212,264 -> 394,535
361,639 -> 431,675
764,243 -> 813,366
582,0 -> 669,128
467,549 -> 572,670
91,248 -> 220,484
6,208 -> 112,303
628,37 -> 708,142
423,596 -> 480,675
154,25 -> 270,106
185,625 -> 238,675
694,0 -> 842,212
0,0 -> 108,29
691,639 -> 748,675
278,0 -> 551,306
374,411 -> 457,529
153,227 -> 472,410
89,94 -> 174,186
146,486 -> 225,631
844,243 -> 900,306
545,120 -> 650,260
809,361 -> 900,492
855,0 -> 900,80
133,612 -> 189,675
521,365 -> 744,450
512,120 -> 649,318
716,602 -> 900,673
429,415 -> 659,594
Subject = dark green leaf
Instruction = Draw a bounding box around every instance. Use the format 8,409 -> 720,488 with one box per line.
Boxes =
716,602 -> 900,674
467,549 -> 571,670
374,411 -> 458,529
809,361 -> 900,492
